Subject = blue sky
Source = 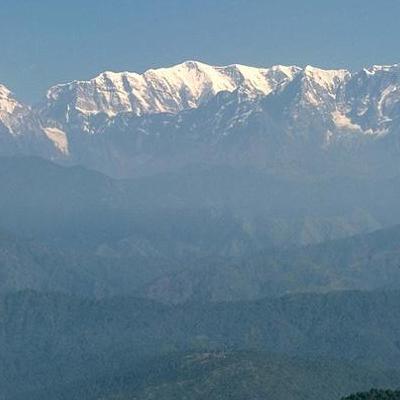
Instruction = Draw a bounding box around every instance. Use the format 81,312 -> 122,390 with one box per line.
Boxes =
1,0 -> 400,102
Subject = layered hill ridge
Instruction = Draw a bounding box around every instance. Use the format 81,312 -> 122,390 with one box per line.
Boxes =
1,61 -> 400,177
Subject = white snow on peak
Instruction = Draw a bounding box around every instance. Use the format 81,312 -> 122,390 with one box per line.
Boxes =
0,84 -> 23,114
303,65 -> 350,92
45,61 -> 302,117
293,66 -> 351,109
227,64 -> 301,97
364,64 -> 400,74
0,84 -> 29,134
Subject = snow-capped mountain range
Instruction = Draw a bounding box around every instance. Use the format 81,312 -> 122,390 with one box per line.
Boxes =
1,61 -> 400,177
44,62 -> 301,117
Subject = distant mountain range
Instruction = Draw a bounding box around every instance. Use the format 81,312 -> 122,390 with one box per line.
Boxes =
1,61 -> 400,177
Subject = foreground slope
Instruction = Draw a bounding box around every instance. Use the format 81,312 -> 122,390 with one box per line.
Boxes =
2,289 -> 400,398
2,290 -> 400,399
342,390 -> 400,400
15,352 -> 399,400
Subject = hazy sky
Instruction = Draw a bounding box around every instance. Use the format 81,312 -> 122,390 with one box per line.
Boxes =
2,0 -> 400,102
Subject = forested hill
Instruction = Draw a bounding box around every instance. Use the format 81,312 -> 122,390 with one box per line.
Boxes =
2,289 -> 400,399
343,390 -> 400,400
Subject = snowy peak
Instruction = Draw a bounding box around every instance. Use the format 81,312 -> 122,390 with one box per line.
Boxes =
224,64 -> 301,97
0,83 -> 66,157
139,61 -> 238,113
345,64 -> 400,133
0,84 -> 23,114
295,65 -> 350,109
266,65 -> 351,127
0,84 -> 30,135
43,61 -> 302,119
303,65 -> 350,93
363,64 -> 400,75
